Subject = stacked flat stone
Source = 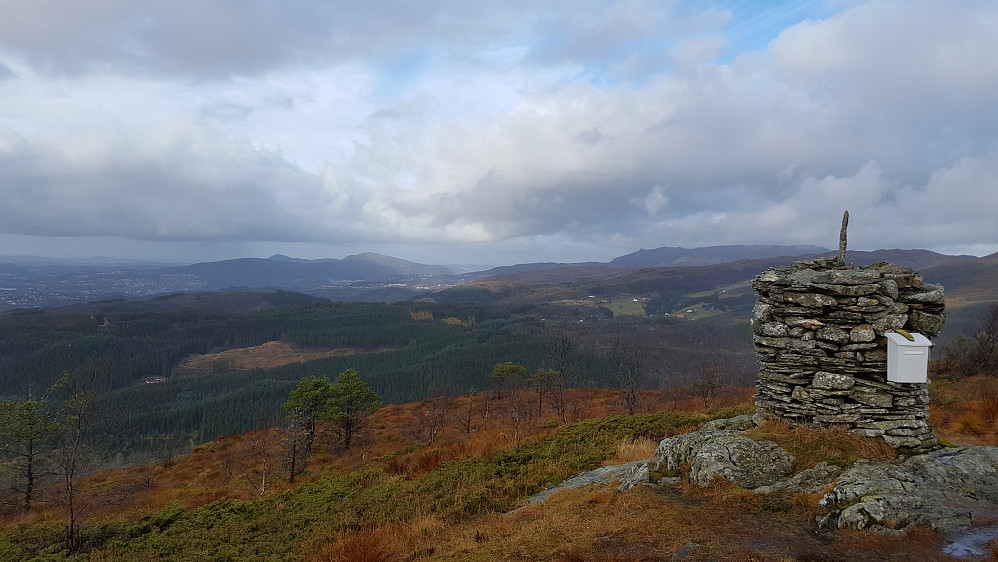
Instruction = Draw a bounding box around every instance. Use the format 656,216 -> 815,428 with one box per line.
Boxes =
752,256 -> 945,452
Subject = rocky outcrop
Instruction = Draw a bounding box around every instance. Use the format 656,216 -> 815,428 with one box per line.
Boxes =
752,462 -> 844,495
752,257 -> 945,452
653,430 -> 793,489
618,417 -> 998,557
525,460 -> 650,504
818,446 -> 998,535
620,414 -> 807,492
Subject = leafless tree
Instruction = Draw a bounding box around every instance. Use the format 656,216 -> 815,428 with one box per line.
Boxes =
545,331 -> 579,421
658,383 -> 688,412
609,337 -> 647,415
528,369 -> 562,418
243,429 -> 280,498
501,380 -> 532,451
151,433 -> 180,469
409,388 -> 453,445
479,392 -> 492,432
945,303 -> 998,377
221,450 -> 236,486
568,392 -> 590,422
688,363 -> 723,408
49,358 -> 119,553
456,395 -> 477,436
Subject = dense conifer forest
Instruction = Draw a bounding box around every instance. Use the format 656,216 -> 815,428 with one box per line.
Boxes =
0,291 -> 758,457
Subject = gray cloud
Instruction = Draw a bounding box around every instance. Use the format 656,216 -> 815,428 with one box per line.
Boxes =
0,1 -> 460,78
0,0 -> 656,81
0,0 -> 996,263
0,127 -> 343,241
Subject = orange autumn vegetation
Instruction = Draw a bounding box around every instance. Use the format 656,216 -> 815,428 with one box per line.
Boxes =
0,386 -> 752,529
4,373 -> 996,560
931,374 -> 998,445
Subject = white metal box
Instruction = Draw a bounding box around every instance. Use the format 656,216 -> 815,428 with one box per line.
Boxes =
885,332 -> 932,383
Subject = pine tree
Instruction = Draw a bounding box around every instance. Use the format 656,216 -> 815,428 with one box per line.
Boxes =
0,394 -> 59,511
323,369 -> 382,451
282,376 -> 335,481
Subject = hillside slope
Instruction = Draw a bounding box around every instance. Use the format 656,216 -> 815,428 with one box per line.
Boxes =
4,376 -> 995,561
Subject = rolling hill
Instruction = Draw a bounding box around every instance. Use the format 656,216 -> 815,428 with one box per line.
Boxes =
158,252 -> 456,289
608,244 -> 831,267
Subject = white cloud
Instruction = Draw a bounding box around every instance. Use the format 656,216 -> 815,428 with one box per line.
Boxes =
632,186 -> 669,215
0,0 -> 997,263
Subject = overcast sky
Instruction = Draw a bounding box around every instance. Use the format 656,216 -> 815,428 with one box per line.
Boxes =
1,0 -> 996,266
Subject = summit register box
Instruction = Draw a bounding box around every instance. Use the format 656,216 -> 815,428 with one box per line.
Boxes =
885,332 -> 932,383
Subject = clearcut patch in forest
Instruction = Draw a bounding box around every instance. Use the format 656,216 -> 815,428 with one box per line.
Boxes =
173,341 -> 396,376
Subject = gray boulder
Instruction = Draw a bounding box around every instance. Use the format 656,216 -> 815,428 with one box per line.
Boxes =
687,434 -> 795,488
651,425 -> 795,490
818,446 -> 998,535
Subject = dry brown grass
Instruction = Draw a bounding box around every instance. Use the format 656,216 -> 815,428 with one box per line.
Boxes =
2,384 -> 756,534
950,413 -> 988,436
395,479 -> 953,561
932,374 -> 998,446
308,528 -> 391,562
410,449 -> 443,475
604,436 -> 659,465
305,514 -> 450,562
174,341 -> 396,376
746,420 -> 896,470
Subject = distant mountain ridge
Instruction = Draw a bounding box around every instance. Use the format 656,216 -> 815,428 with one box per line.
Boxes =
158,252 -> 456,290
608,244 -> 832,267
462,244 -> 963,277
1,245 -> 990,311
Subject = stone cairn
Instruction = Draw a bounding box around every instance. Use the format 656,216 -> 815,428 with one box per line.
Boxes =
751,256 -> 945,452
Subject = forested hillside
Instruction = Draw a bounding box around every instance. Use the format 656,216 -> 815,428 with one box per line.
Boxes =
0,288 -> 757,457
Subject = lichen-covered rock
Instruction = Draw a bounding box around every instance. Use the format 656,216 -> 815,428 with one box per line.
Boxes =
617,463 -> 651,492
871,313 -> 908,335
812,371 -> 854,390
651,426 -> 794,490
849,324 -> 876,342
783,292 -> 839,308
525,460 -> 651,504
752,301 -> 775,322
688,435 -> 794,489
755,322 -> 790,337
817,325 -> 850,344
905,283 -> 944,304
699,414 -> 761,432
753,462 -> 844,495
818,446 -> 998,535
908,310 -> 945,335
